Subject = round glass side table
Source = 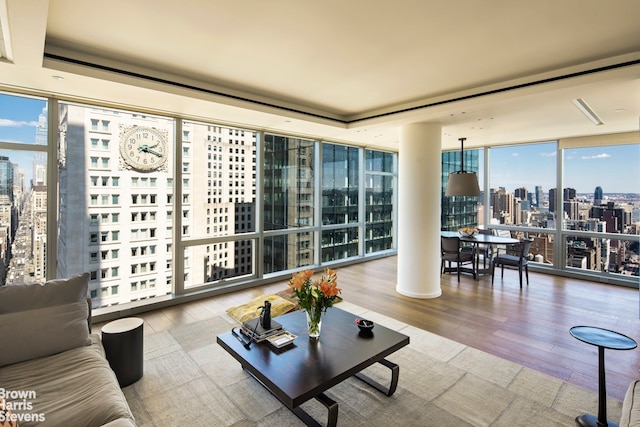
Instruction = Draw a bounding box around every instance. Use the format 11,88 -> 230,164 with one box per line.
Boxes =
570,326 -> 637,427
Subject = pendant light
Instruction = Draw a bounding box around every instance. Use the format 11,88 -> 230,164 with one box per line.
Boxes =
445,137 -> 480,197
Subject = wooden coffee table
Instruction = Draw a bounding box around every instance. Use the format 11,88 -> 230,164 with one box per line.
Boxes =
217,307 -> 410,426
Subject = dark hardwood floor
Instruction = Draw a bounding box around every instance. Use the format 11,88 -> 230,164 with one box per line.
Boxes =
101,256 -> 640,402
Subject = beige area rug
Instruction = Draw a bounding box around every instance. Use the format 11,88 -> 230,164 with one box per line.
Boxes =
122,301 -> 622,426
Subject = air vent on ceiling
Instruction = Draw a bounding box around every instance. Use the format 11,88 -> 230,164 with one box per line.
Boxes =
572,98 -> 604,126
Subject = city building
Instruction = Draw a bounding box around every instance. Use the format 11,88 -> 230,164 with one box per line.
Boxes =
54,105 -> 264,307
441,149 -> 480,231
490,188 -> 517,225
594,186 -> 604,205
534,186 -> 544,208
590,202 -> 633,234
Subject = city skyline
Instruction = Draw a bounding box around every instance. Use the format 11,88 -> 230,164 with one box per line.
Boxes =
2,94 -> 639,194
487,142 -> 640,194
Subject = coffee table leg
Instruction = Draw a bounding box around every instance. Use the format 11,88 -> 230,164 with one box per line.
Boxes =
355,358 -> 400,397
292,392 -> 338,427
243,366 -> 339,427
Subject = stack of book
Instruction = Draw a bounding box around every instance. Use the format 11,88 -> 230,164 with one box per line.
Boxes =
241,318 -> 284,342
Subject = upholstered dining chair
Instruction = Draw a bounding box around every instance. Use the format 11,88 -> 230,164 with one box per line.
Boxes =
466,229 -> 494,268
491,238 -> 534,288
441,236 -> 475,281
493,229 -> 513,256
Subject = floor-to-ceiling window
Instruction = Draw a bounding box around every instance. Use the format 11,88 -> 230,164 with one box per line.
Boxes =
441,148 -> 483,231
180,121 -> 258,290
466,139 -> 638,284
0,93 -> 48,286
562,141 -> 640,278
321,143 -> 359,262
0,90 -> 399,311
365,149 -> 395,253
263,134 -> 316,274
486,142 -> 558,267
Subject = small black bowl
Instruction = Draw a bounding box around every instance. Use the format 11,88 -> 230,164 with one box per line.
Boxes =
355,318 -> 374,335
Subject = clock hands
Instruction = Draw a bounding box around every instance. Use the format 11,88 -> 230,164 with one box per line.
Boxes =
137,144 -> 163,157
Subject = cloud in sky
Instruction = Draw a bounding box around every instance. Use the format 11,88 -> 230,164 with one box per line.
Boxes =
581,153 -> 610,160
541,151 -> 557,157
0,119 -> 38,127
512,153 -> 519,157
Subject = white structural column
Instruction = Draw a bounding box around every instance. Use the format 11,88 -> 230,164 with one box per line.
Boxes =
396,123 -> 442,298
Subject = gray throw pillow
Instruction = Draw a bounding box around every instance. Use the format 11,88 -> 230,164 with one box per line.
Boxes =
0,273 -> 91,367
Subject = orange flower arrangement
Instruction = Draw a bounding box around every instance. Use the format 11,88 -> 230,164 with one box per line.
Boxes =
288,268 -> 341,337
288,268 -> 341,312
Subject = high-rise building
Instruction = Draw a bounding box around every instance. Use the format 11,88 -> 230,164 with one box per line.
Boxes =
0,157 -> 18,243
589,202 -> 631,233
534,185 -> 543,208
56,106 -> 259,307
183,122 -> 257,287
564,188 -> 576,200
263,134 -> 315,272
0,156 -> 14,201
594,186 -> 603,205
549,187 -> 576,213
564,200 -> 580,220
31,184 -> 47,280
441,149 -> 480,230
514,187 -> 528,200
57,105 -> 173,307
491,188 -> 516,225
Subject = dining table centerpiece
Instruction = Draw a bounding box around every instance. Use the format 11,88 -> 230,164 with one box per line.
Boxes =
459,227 -> 479,237
287,268 -> 341,340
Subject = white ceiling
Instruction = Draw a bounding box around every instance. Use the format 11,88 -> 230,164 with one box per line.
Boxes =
1,0 -> 639,150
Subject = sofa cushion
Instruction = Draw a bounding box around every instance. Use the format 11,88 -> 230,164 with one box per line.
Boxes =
226,294 -> 296,323
620,380 -> 640,427
0,273 -> 91,367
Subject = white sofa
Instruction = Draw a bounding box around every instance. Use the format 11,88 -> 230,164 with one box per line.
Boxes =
0,274 -> 135,427
620,380 -> 640,427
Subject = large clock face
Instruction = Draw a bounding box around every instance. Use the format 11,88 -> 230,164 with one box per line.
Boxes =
119,126 -> 168,172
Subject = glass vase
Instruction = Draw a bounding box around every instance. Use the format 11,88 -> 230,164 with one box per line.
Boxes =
305,306 -> 322,340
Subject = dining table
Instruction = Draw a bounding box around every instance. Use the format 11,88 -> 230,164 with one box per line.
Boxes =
441,231 -> 521,279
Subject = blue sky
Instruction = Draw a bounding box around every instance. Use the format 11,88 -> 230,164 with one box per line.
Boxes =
488,142 -> 640,194
0,94 -> 46,143
1,93 -> 639,194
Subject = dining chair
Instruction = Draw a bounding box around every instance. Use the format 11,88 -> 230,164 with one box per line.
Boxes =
441,236 -> 476,281
493,229 -> 513,256
476,229 -> 494,268
460,229 -> 493,270
491,238 -> 534,288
